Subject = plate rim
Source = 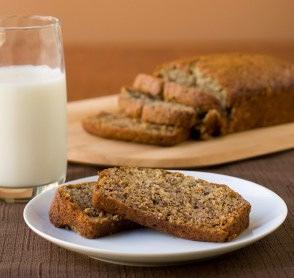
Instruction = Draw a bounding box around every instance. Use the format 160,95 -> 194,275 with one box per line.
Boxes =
23,171 -> 288,260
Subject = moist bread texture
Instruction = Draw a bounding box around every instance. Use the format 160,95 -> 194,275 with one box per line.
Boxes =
163,81 -> 222,112
49,182 -> 136,238
154,53 -> 294,134
119,87 -> 196,128
93,167 -> 251,242
82,111 -> 189,146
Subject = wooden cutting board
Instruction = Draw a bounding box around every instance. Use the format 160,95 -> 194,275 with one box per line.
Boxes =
68,95 -> 294,168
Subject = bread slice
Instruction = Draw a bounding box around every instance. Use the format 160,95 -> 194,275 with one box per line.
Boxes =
49,182 -> 136,238
119,87 -> 196,128
118,88 -> 150,118
82,111 -> 189,146
93,167 -> 251,242
163,82 -> 222,112
133,73 -> 163,97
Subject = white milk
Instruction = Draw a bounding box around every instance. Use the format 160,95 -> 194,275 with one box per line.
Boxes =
0,65 -> 67,187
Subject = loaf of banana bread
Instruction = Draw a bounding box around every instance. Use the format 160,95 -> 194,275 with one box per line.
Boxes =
82,53 -> 294,145
154,53 -> 294,134
93,167 -> 251,242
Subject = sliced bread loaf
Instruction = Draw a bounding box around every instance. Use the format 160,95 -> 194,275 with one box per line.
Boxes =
49,182 -> 136,238
82,111 -> 189,146
154,53 -> 294,134
93,167 -> 251,242
130,73 -> 226,138
119,87 -> 196,128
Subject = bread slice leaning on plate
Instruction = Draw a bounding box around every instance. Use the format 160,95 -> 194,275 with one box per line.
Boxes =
49,182 -> 137,238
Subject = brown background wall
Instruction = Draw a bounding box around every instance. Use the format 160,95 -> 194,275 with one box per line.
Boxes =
1,0 -> 294,100
1,0 -> 294,44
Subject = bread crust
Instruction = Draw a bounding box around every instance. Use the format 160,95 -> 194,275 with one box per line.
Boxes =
49,183 -> 136,238
82,112 -> 189,146
194,53 -> 294,105
119,88 -> 196,128
227,88 -> 294,133
93,168 -> 251,242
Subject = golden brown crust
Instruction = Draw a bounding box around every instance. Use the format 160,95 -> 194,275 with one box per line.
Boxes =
194,53 -> 294,105
49,183 -> 136,238
93,167 -> 251,242
133,74 -> 163,97
119,88 -> 196,128
82,112 -> 189,146
227,88 -> 294,133
153,57 -> 197,78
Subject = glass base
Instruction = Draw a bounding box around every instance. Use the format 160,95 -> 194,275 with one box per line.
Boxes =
0,177 -> 65,203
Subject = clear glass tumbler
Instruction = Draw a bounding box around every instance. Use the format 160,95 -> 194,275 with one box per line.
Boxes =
0,16 -> 67,202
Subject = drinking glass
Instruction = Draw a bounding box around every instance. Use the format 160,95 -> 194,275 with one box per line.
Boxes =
0,16 -> 67,202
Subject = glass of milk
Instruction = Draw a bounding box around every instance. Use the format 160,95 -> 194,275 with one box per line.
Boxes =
0,16 -> 67,202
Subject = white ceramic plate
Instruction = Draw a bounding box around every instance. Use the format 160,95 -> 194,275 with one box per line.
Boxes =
23,171 -> 287,266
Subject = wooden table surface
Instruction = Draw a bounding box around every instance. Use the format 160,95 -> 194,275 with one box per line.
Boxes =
1,43 -> 294,277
